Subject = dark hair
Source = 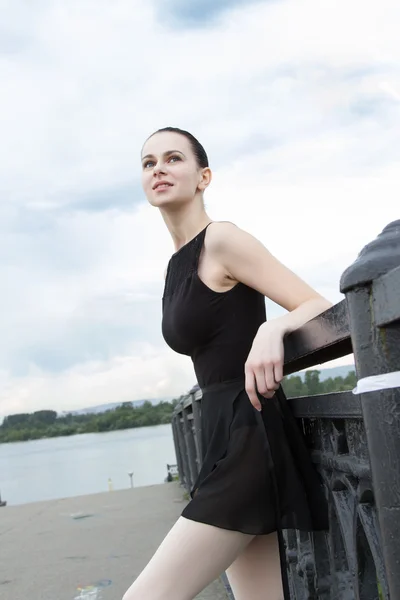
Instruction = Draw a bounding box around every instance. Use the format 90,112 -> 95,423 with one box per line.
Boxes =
148,127 -> 209,169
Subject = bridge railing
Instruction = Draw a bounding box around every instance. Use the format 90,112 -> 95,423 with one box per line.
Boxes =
171,220 -> 400,600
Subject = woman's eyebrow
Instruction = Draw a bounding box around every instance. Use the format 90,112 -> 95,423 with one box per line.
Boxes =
141,150 -> 185,161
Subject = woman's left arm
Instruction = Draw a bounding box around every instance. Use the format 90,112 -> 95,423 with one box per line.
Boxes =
208,223 -> 333,410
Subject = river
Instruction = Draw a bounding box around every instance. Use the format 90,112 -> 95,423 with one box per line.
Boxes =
0,424 -> 176,506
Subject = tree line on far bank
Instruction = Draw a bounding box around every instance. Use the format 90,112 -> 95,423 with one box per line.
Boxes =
0,369 -> 356,443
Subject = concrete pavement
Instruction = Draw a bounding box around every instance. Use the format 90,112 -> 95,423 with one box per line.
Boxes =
0,482 -> 228,600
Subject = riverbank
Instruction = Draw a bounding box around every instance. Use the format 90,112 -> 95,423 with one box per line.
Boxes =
0,482 -> 228,600
0,425 -> 176,506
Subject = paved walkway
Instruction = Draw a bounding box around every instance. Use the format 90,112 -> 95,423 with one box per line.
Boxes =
0,483 -> 228,600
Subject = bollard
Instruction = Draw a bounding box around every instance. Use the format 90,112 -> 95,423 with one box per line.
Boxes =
341,220 -> 400,598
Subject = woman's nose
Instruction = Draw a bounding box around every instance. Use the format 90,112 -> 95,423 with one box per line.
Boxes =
153,161 -> 166,175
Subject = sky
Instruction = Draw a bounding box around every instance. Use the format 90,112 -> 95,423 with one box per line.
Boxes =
1,0 -> 399,417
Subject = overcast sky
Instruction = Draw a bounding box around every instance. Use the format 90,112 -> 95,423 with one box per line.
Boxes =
1,0 -> 399,417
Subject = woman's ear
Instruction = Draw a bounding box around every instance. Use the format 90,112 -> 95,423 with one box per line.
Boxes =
198,167 -> 212,191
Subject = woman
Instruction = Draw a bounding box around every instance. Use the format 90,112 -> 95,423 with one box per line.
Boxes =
123,127 -> 331,600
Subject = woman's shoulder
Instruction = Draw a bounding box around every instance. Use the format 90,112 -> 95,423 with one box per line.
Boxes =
205,220 -> 238,244
205,221 -> 254,255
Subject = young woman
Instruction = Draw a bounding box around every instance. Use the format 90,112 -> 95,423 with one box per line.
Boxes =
123,127 -> 331,600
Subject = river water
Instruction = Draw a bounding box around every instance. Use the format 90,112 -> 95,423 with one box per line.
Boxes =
0,424 -> 176,506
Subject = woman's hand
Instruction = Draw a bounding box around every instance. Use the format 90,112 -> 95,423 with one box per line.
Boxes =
244,322 -> 285,411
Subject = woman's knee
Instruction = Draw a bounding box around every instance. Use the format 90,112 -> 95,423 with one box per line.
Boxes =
122,585 -> 154,600
122,586 -> 137,600
122,586 -> 180,600
122,576 -> 182,600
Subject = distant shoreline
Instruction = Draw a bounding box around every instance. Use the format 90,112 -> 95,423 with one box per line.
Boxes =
0,400 -> 177,444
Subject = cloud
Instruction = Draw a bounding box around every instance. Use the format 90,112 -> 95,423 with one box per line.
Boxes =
0,0 -> 399,416
56,182 -> 143,213
0,346 -> 195,418
154,0 -> 267,28
0,204 -> 169,376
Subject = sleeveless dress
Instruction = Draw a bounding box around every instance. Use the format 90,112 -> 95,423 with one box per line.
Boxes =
162,223 -> 328,591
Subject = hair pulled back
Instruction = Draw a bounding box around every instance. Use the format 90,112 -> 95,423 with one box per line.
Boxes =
148,127 -> 209,169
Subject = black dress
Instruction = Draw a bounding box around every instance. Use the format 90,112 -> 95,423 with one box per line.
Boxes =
162,223 -> 328,588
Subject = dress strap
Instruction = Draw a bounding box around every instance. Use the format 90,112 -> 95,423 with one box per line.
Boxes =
192,222 -> 213,270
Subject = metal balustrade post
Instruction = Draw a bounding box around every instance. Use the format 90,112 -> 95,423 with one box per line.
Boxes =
171,416 -> 185,486
341,220 -> 400,599
182,405 -> 199,487
176,407 -> 191,492
191,394 -> 203,470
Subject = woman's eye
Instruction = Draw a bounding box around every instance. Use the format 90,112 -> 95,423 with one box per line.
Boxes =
143,156 -> 180,169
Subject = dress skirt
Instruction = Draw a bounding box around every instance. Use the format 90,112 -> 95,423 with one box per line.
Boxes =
182,378 -> 329,535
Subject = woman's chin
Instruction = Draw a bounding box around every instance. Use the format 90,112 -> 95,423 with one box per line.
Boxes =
150,195 -> 186,210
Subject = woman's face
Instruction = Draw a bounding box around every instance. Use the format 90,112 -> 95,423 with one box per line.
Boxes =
141,131 -> 206,208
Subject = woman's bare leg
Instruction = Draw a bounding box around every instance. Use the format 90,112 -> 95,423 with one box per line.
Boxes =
226,532 -> 284,600
122,516 -> 254,600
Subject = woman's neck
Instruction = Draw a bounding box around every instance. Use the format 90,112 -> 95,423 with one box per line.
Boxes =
161,202 -> 212,254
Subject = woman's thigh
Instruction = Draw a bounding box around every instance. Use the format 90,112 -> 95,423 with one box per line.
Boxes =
123,516 -> 255,600
226,532 -> 284,600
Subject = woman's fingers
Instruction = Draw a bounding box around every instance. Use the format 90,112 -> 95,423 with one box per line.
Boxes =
264,361 -> 279,392
255,366 -> 269,396
273,361 -> 283,386
245,364 -> 278,410
244,325 -> 285,409
245,366 -> 262,411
